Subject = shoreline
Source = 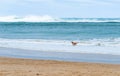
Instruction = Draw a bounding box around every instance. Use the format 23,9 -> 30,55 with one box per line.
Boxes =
0,47 -> 120,64
0,57 -> 120,76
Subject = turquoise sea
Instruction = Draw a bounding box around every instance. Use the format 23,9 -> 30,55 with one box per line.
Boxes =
0,22 -> 120,40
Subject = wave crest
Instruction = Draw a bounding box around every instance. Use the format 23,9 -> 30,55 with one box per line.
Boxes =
0,15 -> 120,22
0,15 -> 59,22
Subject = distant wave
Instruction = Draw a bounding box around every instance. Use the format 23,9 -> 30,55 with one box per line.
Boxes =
0,15 -> 120,22
0,15 -> 59,22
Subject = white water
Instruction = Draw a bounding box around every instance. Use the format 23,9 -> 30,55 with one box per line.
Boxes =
0,38 -> 120,55
0,15 -> 120,22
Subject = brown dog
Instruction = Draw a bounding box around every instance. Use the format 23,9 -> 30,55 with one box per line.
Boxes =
71,41 -> 78,46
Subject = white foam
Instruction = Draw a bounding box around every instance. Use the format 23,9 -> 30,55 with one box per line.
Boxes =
0,38 -> 120,55
0,15 -> 60,22
0,15 -> 120,22
0,16 -> 17,22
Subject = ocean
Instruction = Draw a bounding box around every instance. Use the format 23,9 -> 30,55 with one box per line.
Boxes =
0,17 -> 120,56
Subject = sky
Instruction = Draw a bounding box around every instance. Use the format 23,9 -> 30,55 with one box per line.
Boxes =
0,0 -> 120,18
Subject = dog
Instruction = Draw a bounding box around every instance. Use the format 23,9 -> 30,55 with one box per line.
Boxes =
71,41 -> 78,46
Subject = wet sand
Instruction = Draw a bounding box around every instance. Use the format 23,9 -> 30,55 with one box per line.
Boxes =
0,57 -> 120,76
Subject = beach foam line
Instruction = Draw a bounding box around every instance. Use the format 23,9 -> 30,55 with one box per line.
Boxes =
0,38 -> 120,55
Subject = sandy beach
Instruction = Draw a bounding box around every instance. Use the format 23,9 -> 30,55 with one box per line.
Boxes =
0,57 -> 120,76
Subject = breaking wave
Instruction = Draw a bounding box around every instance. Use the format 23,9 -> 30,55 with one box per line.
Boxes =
0,15 -> 120,22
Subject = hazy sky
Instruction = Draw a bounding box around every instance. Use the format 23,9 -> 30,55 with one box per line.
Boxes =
0,0 -> 120,18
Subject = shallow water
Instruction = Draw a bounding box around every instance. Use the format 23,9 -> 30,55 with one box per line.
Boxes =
0,47 -> 120,64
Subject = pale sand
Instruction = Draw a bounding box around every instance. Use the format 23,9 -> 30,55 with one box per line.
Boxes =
0,57 -> 120,76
